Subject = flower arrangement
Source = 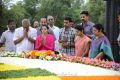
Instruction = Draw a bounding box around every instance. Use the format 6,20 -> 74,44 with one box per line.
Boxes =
21,50 -> 55,59
0,64 -> 58,80
60,55 -> 120,71
0,51 -> 120,71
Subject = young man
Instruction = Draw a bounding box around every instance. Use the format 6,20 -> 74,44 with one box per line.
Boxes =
13,19 -> 37,54
80,11 -> 94,38
0,19 -> 16,52
59,16 -> 76,56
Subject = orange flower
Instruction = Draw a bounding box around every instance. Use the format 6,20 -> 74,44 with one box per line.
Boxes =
44,50 -> 55,56
28,50 -> 38,57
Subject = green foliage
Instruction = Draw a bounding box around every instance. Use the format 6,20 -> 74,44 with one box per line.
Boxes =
84,0 -> 105,25
11,4 -> 27,26
2,0 -> 84,28
1,0 -> 105,29
0,68 -> 56,79
23,0 -> 40,21
2,0 -> 24,28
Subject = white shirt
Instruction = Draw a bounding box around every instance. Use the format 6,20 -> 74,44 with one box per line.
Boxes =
13,27 -> 37,54
0,30 -> 16,52
49,25 -> 60,51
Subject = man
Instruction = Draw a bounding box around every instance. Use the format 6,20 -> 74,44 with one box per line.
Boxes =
80,11 -> 94,38
33,20 -> 39,29
0,19 -> 16,52
13,19 -> 37,54
37,17 -> 54,36
59,16 -> 76,56
47,15 -> 60,51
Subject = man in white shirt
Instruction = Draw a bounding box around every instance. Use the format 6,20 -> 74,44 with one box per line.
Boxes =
47,15 -> 60,51
13,19 -> 37,54
0,19 -> 16,52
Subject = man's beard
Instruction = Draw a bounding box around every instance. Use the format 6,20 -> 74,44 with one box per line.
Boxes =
81,19 -> 86,23
9,26 -> 15,31
35,26 -> 38,28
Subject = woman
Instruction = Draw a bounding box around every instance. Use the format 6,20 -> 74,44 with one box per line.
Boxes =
90,24 -> 114,61
74,25 -> 91,57
35,25 -> 54,51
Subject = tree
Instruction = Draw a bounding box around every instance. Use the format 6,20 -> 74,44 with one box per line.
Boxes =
69,0 -> 84,24
2,0 -> 85,28
36,0 -> 84,27
84,0 -> 105,25
23,0 -> 40,23
10,2 -> 27,26
35,0 -> 73,27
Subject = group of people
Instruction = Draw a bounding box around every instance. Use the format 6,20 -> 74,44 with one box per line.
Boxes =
1,11 -> 119,61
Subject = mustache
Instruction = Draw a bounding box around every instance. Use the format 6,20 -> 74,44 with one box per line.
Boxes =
12,26 -> 15,27
81,19 -> 85,21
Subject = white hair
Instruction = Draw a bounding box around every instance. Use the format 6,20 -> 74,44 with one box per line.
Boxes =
22,19 -> 31,25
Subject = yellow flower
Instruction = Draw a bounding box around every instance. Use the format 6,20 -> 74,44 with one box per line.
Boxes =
2,76 -> 61,80
35,51 -> 46,56
0,64 -> 27,71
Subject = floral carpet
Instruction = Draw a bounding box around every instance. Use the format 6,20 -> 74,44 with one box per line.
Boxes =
0,63 -> 61,80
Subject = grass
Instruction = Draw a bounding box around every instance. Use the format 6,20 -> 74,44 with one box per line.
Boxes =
0,68 -> 56,79
0,63 -> 56,79
0,63 -> 4,65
